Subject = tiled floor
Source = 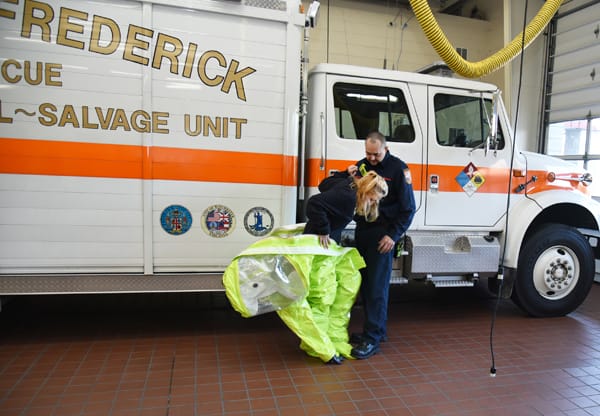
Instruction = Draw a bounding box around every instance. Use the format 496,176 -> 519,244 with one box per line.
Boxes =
3,281 -> 600,416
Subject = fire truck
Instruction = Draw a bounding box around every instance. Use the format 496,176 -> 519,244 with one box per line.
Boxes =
0,0 -> 598,317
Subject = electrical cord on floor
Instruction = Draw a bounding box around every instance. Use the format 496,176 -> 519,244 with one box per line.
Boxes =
489,0 -> 529,377
489,266 -> 503,376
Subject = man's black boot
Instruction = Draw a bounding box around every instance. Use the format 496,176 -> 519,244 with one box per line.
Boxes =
351,341 -> 379,359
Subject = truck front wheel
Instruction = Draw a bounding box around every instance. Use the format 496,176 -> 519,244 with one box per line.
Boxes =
512,224 -> 595,317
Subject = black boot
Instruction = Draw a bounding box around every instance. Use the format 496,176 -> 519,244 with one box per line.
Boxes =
326,354 -> 344,365
351,341 -> 379,359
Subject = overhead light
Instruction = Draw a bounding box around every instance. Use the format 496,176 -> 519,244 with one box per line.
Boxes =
347,93 -> 398,103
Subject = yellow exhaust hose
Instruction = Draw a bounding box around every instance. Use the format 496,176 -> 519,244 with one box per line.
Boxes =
408,0 -> 563,78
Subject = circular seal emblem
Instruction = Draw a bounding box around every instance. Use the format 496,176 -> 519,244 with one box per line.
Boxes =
160,205 -> 192,235
201,205 -> 235,238
244,207 -> 274,237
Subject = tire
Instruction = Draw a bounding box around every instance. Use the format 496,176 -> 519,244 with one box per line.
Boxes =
511,223 -> 595,317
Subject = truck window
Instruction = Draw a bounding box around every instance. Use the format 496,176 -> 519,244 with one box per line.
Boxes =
333,83 -> 414,143
434,93 -> 505,149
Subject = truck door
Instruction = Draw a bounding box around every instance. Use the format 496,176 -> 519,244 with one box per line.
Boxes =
305,72 -> 423,214
425,86 -> 511,227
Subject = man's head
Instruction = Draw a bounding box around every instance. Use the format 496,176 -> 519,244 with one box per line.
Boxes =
364,131 -> 387,166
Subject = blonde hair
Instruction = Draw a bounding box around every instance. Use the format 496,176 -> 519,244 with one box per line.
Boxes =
354,171 -> 388,222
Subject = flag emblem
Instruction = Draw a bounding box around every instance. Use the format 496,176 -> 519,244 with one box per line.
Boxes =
202,205 -> 235,238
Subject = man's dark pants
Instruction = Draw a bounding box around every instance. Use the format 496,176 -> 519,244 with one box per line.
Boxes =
355,224 -> 393,345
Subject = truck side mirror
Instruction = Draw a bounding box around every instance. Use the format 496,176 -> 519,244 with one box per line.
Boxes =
487,90 -> 500,156
470,90 -> 500,157
306,1 -> 320,28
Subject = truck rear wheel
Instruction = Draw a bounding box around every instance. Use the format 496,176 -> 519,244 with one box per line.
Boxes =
512,223 -> 595,317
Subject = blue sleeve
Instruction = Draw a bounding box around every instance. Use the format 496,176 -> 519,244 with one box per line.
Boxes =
304,193 -> 332,236
380,163 -> 416,241
304,184 -> 356,237
393,168 -> 416,240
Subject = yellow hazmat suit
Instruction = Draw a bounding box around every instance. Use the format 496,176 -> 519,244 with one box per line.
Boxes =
223,225 -> 365,363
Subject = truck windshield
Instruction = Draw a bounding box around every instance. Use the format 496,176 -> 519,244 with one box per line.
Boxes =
333,83 -> 414,143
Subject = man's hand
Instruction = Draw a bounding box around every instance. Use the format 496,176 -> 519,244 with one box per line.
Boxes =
347,165 -> 358,177
318,234 -> 331,249
377,235 -> 395,254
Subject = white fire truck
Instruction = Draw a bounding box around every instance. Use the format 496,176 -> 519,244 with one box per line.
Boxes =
0,0 -> 598,317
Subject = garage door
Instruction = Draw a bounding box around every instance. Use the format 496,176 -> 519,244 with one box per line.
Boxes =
542,0 -> 600,197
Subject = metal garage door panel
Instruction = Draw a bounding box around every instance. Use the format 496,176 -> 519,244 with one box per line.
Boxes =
549,106 -> 600,123
554,19 -> 599,56
549,60 -> 599,122
552,44 -> 600,74
551,61 -> 599,94
558,0 -> 597,14
547,2 -> 600,123
553,42 -> 600,73
555,2 -> 600,31
548,87 -> 600,122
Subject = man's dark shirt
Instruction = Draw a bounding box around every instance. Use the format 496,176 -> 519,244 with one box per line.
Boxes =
354,151 -> 416,241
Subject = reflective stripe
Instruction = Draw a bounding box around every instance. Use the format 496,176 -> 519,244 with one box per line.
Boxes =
0,137 -> 297,186
308,158 -> 589,195
0,138 -> 589,195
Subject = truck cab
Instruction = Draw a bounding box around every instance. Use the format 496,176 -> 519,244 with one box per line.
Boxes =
304,63 -> 600,317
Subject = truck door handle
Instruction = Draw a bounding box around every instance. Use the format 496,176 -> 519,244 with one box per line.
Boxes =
430,174 -> 439,193
319,112 -> 326,170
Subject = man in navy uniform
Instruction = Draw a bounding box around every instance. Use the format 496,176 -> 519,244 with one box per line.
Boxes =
348,131 -> 416,359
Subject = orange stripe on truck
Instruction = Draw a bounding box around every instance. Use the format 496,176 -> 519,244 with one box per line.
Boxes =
0,137 -> 297,186
307,158 -> 514,193
1,138 -> 588,196
308,159 -> 588,195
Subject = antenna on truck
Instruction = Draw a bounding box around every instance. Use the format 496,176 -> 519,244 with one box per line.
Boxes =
298,1 -> 320,202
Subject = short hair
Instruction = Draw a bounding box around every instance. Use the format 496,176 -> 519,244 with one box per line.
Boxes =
366,131 -> 386,147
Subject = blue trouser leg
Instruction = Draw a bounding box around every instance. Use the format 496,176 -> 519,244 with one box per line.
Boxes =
355,225 -> 392,344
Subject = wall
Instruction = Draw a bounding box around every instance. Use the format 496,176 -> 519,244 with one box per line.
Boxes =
303,0 -> 506,90
508,0 -> 546,152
